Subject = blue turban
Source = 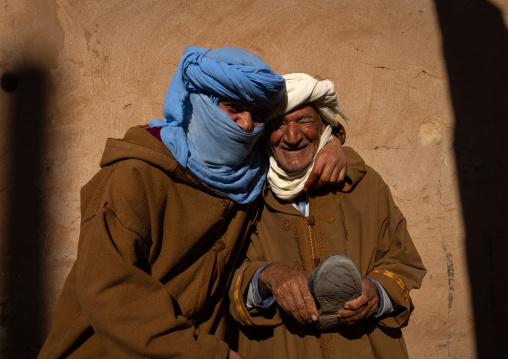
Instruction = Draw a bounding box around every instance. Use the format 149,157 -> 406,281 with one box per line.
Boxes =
149,45 -> 285,204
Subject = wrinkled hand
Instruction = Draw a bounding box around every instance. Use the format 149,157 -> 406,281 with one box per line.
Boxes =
258,263 -> 318,324
304,136 -> 347,191
337,279 -> 379,324
228,349 -> 244,359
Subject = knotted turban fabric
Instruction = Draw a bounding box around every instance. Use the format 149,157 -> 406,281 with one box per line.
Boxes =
269,73 -> 348,126
149,45 -> 285,204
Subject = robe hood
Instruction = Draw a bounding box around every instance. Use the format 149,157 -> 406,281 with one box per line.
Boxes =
99,126 -> 217,194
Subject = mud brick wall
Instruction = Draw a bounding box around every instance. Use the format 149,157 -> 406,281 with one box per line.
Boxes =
1,1 -> 507,358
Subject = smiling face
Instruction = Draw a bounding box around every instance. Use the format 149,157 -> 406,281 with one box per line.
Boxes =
218,99 -> 268,132
268,104 -> 324,174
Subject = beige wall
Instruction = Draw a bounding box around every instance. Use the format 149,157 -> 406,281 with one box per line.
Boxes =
1,0 -> 508,358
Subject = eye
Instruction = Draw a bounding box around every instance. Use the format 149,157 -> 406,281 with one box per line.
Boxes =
299,119 -> 317,126
226,104 -> 241,113
269,120 -> 286,132
219,101 -> 243,114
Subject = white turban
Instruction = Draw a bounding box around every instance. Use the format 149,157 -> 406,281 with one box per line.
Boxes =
267,73 -> 348,201
269,73 -> 348,125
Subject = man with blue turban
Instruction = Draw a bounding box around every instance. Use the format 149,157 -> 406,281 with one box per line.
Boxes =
39,47 -> 346,359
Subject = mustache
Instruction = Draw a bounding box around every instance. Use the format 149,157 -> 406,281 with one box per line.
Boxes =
277,140 -> 310,151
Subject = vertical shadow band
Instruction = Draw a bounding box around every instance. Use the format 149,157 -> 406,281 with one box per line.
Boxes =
2,67 -> 48,358
434,0 -> 508,357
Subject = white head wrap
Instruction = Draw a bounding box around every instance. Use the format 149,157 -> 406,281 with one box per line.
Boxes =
269,73 -> 348,126
267,73 -> 348,201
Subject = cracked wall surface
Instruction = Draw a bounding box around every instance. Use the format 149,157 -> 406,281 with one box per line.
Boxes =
1,0 -> 508,358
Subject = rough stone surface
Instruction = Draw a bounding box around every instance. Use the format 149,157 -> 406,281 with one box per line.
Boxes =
309,254 -> 362,331
1,1 -> 508,358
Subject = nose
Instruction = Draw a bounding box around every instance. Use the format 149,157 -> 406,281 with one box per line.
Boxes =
283,121 -> 303,145
233,111 -> 255,132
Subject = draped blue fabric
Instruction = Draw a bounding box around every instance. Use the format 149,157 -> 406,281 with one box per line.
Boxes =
149,45 -> 285,204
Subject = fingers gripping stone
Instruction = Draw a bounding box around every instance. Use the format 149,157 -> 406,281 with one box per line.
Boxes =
308,254 -> 362,330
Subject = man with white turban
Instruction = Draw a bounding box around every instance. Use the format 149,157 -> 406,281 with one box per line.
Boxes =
228,74 -> 426,359
38,49 -> 346,359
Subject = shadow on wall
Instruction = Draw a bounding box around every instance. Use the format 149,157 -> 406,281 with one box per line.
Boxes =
1,67 -> 48,358
434,0 -> 508,358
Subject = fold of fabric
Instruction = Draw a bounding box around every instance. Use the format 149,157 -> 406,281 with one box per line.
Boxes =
149,45 -> 285,204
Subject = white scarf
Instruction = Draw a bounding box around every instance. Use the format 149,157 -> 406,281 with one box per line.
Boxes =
268,126 -> 333,200
267,73 -> 348,200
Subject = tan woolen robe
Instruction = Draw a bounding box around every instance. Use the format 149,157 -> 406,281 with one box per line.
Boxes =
39,126 -> 259,359
229,146 -> 426,359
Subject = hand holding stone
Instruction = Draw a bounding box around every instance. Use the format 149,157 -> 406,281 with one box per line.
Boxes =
259,263 -> 318,324
337,278 -> 379,324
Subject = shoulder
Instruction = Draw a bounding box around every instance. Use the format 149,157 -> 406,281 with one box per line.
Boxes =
337,148 -> 394,204
80,159 -> 172,229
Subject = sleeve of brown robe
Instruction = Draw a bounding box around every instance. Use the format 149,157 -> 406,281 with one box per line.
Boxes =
366,176 -> 427,329
228,230 -> 283,327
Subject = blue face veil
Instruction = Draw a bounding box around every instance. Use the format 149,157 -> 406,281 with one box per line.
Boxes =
149,45 -> 285,204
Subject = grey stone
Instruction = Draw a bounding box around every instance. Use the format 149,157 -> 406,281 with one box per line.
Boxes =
308,254 -> 362,330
